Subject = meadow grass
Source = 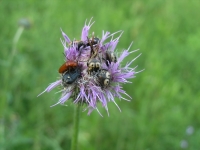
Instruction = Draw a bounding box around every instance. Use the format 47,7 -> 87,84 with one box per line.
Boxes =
1,0 -> 200,149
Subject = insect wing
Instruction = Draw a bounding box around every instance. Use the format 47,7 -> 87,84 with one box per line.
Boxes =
58,63 -> 67,73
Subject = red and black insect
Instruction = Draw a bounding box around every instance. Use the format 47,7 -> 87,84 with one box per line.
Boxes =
58,60 -> 78,73
62,67 -> 81,86
58,60 -> 81,86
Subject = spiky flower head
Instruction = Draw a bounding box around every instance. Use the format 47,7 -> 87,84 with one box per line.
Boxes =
39,18 -> 141,116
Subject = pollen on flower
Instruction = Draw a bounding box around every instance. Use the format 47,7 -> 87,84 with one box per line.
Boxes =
38,18 -> 142,116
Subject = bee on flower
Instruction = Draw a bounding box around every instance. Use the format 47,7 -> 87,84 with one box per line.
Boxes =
38,18 -> 142,116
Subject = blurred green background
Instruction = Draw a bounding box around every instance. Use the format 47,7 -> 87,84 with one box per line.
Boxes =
1,0 -> 200,149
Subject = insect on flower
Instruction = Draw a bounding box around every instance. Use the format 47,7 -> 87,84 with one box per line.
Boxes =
38,18 -> 142,116
97,69 -> 111,88
87,37 -> 102,74
87,37 -> 100,46
62,67 -> 81,86
58,60 -> 78,73
69,36 -> 100,51
69,40 -> 86,51
104,50 -> 117,66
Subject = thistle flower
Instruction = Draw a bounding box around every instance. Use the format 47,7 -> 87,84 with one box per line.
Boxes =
39,18 -> 141,116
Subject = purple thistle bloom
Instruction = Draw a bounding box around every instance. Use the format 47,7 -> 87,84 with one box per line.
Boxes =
39,18 -> 142,116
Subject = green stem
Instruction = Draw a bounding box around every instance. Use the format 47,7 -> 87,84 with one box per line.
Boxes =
10,26 -> 24,65
0,26 -> 24,150
71,104 -> 81,150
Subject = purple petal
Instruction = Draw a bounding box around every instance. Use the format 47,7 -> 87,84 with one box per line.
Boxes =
100,31 -> 110,44
81,18 -> 95,41
51,91 -> 72,107
38,80 -> 62,97
61,28 -> 71,43
118,50 -> 129,63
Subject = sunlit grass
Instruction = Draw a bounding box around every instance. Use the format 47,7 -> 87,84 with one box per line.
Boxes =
1,0 -> 200,149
